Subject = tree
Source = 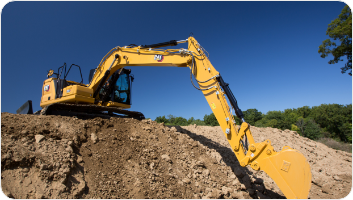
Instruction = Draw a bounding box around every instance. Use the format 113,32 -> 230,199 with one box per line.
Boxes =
167,114 -> 176,124
309,104 -> 351,142
174,117 -> 188,126
187,117 -> 195,124
296,117 -> 322,140
339,122 -> 352,143
291,124 -> 300,132
296,117 -> 306,136
267,119 -> 278,128
264,110 -> 284,129
193,119 -> 206,126
204,113 -> 219,126
155,115 -> 169,123
243,109 -> 263,125
283,109 -> 300,130
296,106 -> 311,118
303,119 -> 323,140
318,5 -> 352,76
254,118 -> 268,127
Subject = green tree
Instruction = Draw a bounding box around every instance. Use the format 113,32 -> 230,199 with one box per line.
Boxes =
167,114 -> 176,124
303,119 -> 323,140
155,115 -> 169,123
254,118 -> 268,127
283,109 -> 300,130
318,5 -> 352,76
296,117 -> 322,140
291,124 -> 300,132
304,118 -> 322,140
187,117 -> 206,126
296,117 -> 306,136
264,111 -> 284,129
296,106 -> 311,118
204,113 -> 219,126
187,117 -> 195,124
309,104 -> 351,142
243,109 -> 263,125
174,117 -> 188,126
267,119 -> 278,128
193,119 -> 206,126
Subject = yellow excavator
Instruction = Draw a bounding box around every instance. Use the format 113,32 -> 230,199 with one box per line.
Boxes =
17,36 -> 312,198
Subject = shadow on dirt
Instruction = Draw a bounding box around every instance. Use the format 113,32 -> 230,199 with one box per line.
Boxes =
171,125 -> 285,199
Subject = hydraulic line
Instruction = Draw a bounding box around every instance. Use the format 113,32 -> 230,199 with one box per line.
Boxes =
189,53 -> 216,91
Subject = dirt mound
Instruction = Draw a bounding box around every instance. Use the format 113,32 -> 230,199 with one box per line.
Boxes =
1,112 -> 351,199
180,125 -> 352,199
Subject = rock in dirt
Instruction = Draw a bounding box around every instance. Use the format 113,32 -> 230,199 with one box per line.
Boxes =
91,133 -> 98,144
161,154 -> 172,163
35,134 -> 45,143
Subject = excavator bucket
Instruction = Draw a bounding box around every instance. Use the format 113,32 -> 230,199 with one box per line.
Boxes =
16,100 -> 33,114
258,146 -> 312,199
235,123 -> 311,199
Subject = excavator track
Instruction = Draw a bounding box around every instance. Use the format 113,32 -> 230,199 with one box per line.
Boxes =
40,103 -> 145,120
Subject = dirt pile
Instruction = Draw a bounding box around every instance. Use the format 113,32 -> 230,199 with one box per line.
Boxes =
180,125 -> 352,199
1,112 -> 351,199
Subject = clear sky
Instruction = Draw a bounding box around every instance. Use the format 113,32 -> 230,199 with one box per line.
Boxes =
1,1 -> 352,121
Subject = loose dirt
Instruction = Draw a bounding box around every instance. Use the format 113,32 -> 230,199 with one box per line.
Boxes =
1,112 -> 351,199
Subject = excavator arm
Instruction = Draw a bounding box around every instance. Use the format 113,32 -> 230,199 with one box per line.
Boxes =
87,36 -> 312,198
187,37 -> 312,198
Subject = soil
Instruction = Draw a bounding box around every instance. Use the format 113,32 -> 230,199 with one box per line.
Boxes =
1,112 -> 351,199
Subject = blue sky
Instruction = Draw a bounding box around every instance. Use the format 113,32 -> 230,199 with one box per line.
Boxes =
1,1 -> 351,121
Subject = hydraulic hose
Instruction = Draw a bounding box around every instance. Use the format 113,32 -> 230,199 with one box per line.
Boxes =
189,53 -> 215,91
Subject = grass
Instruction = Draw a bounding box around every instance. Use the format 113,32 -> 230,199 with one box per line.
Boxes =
317,137 -> 352,153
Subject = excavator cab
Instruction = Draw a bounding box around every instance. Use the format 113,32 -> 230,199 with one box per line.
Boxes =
97,68 -> 133,105
112,71 -> 132,104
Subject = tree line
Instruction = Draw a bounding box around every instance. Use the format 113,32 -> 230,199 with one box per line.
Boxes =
155,103 -> 352,143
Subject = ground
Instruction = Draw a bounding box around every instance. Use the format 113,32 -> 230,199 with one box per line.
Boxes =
1,112 -> 351,199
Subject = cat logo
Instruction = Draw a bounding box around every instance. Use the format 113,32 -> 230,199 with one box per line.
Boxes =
44,85 -> 50,92
154,54 -> 164,62
211,102 -> 216,109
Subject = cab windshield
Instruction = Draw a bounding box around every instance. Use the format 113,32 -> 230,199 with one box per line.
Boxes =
113,73 -> 131,104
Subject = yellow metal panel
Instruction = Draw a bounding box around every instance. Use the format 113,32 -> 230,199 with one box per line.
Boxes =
41,78 -> 57,104
40,94 -> 95,108
62,86 -> 73,97
62,85 -> 93,98
75,85 -> 94,97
